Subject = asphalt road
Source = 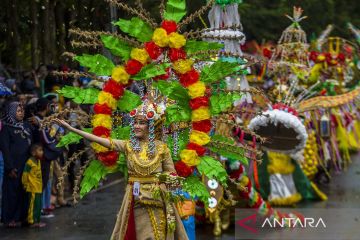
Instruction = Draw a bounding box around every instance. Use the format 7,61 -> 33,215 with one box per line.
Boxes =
1,153 -> 360,240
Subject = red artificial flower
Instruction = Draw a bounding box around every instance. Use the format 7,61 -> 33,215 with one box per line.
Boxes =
309,51 -> 319,62
229,168 -> 244,180
153,68 -> 170,81
169,48 -> 187,62
97,151 -> 118,166
325,53 -> 338,66
93,126 -> 111,137
129,109 -> 137,117
94,103 -> 113,115
103,79 -> 124,99
320,89 -> 327,96
262,48 -> 272,59
125,59 -> 143,75
161,20 -> 177,34
179,69 -> 199,87
146,111 -> 154,119
144,41 -> 163,60
186,142 -> 206,156
192,119 -> 212,133
174,160 -> 194,177
189,96 -> 209,110
337,53 -> 345,63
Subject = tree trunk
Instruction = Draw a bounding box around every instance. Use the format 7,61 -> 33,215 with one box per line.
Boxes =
7,0 -> 21,76
41,0 -> 51,64
31,0 -> 40,69
55,1 -> 66,59
49,0 -> 57,64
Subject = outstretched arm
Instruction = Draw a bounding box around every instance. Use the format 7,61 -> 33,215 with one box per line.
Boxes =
53,119 -> 125,152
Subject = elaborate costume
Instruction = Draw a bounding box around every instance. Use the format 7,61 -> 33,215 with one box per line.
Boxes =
111,140 -> 188,240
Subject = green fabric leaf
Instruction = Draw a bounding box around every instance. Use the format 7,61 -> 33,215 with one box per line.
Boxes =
184,40 -> 224,55
182,176 -> 210,204
56,128 -> 92,148
166,104 -> 191,123
200,61 -> 239,83
198,156 -> 228,186
153,80 -> 189,104
111,126 -> 131,139
166,128 -> 189,161
164,0 -> 187,23
117,153 -> 128,179
210,92 -> 242,115
80,160 -> 108,198
132,63 -> 171,81
100,35 -> 131,61
114,17 -> 153,42
117,90 -> 142,112
74,54 -> 115,76
57,86 -> 100,104
208,135 -> 248,165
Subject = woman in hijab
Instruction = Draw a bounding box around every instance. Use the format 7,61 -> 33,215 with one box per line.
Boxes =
0,102 -> 32,227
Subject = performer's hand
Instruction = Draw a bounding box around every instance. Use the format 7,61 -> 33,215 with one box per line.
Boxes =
53,118 -> 72,130
8,169 -> 18,178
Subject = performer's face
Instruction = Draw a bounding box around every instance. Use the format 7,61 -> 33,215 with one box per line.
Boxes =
133,116 -> 149,139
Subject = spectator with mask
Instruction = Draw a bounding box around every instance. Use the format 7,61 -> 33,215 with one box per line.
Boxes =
0,102 -> 32,227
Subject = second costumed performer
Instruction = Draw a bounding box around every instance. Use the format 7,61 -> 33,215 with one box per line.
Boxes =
54,100 -> 188,240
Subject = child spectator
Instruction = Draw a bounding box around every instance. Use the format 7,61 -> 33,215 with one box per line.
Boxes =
22,144 -> 46,227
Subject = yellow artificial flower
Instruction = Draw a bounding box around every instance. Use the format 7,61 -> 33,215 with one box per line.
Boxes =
240,176 -> 249,186
111,66 -> 130,85
152,28 -> 169,47
187,81 -> 206,99
189,130 -> 211,146
168,32 -> 186,49
92,114 -> 112,129
172,59 -> 193,74
180,149 -> 200,166
130,48 -> 150,65
191,107 -> 210,122
91,142 -> 108,153
98,91 -> 117,110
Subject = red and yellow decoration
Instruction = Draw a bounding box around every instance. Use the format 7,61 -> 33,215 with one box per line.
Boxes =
92,20 -> 212,170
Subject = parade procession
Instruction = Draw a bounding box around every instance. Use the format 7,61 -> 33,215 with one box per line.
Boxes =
1,0 -> 360,239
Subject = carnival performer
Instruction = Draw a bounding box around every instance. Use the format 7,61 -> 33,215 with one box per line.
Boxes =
53,100 -> 188,240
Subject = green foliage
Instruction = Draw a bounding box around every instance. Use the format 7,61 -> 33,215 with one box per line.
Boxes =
197,156 -> 228,186
111,126 -> 131,139
208,135 -> 248,165
74,54 -> 114,76
153,80 -> 190,105
100,35 -> 131,61
166,104 -> 191,124
132,63 -> 171,80
182,176 -> 210,204
117,90 -> 142,112
164,0 -> 187,23
114,17 -> 153,42
117,153 -> 128,179
200,61 -> 239,83
80,160 -> 109,198
56,128 -> 92,148
57,86 -> 100,104
210,92 -> 242,115
184,40 -> 224,55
